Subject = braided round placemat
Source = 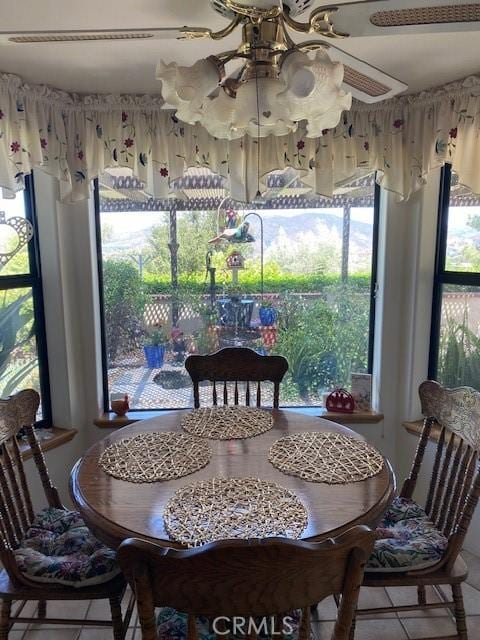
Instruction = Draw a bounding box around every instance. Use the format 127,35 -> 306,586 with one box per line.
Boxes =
164,477 -> 308,547
180,406 -> 273,440
99,432 -> 211,483
269,432 -> 384,484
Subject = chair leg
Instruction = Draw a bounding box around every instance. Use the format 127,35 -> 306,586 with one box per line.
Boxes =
348,612 -> 357,640
109,595 -> 124,640
0,600 -> 11,640
452,584 -> 468,640
417,585 -> 427,607
37,600 -> 47,619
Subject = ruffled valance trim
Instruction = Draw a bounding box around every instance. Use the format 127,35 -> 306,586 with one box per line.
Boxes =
0,70 -> 479,203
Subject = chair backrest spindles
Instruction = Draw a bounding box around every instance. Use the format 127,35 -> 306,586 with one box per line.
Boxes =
401,417 -> 435,500
2,443 -> 30,534
456,451 -> 478,531
10,437 -> 34,523
0,459 -> 22,545
118,526 -> 374,640
0,468 -> 21,548
424,425 -> 446,516
437,440 -> 464,532
185,348 -> 288,409
430,431 -> 456,524
24,425 -> 62,509
443,444 -> 471,537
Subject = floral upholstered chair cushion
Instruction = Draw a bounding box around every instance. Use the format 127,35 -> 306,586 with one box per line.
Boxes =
378,497 -> 428,526
156,607 -> 301,640
14,507 -> 120,587
365,497 -> 448,573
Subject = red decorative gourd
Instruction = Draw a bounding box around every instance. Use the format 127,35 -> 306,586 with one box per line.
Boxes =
325,388 -> 355,413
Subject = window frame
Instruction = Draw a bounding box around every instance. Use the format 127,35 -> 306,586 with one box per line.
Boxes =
428,163 -> 480,380
95,178 -> 380,413
0,174 -> 52,425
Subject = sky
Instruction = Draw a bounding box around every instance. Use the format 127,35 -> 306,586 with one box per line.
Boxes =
100,206 -> 375,237
1,189 -> 479,244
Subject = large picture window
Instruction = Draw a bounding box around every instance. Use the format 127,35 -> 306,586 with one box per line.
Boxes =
0,176 -> 51,423
429,164 -> 480,389
96,170 -> 379,411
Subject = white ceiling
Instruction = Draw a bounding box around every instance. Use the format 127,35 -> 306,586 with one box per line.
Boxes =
0,0 -> 479,96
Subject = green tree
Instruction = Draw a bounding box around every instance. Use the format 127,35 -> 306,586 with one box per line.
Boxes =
103,260 -> 145,362
146,211 -> 250,280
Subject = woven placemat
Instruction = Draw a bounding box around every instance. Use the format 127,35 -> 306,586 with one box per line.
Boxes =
99,432 -> 211,483
180,406 -> 273,440
164,477 -> 308,547
269,432 -> 384,484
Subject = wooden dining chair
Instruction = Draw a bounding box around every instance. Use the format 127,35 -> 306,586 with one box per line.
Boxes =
355,380 -> 480,640
0,389 -> 134,640
185,347 -> 289,409
118,525 -> 374,640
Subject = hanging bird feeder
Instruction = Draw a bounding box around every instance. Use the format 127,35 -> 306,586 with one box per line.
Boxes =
226,250 -> 245,269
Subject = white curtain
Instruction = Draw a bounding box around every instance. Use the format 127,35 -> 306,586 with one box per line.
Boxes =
0,72 -> 479,203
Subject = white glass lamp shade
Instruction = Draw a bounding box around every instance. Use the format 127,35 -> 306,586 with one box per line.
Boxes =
156,58 -> 220,124
280,51 -> 318,99
200,89 -> 242,139
278,49 -> 352,137
231,77 -> 294,138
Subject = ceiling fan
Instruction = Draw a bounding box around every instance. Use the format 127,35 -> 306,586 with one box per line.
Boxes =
2,0 -> 479,140
1,0 -> 479,104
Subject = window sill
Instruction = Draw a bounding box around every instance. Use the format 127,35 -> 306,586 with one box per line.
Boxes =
20,427 -> 78,461
94,408 -> 384,428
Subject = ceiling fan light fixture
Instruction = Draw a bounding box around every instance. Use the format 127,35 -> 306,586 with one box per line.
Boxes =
277,48 -> 351,134
155,1 -> 355,140
156,53 -> 350,139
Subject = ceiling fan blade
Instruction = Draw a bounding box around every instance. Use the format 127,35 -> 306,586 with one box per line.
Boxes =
0,27 -> 189,45
321,42 -> 408,102
327,0 -> 480,37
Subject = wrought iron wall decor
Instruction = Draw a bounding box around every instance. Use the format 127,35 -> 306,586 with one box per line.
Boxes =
0,212 -> 34,268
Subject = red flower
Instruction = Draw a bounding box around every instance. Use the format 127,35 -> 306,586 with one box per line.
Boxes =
321,129 -> 329,136
160,167 -> 169,177
0,110 -> 4,119
40,138 -> 47,149
122,111 -> 128,122
364,141 -> 369,151
124,138 -> 134,148
296,140 -> 305,150
10,141 -> 20,153
77,150 -> 84,160
393,119 -> 404,129
449,127 -> 458,139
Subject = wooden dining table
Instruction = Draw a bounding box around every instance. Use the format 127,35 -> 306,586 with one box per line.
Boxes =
70,410 -> 395,550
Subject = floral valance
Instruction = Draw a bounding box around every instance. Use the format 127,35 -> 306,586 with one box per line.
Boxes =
0,72 -> 480,203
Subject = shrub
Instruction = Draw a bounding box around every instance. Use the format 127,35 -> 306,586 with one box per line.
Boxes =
437,318 -> 480,389
103,260 -> 145,362
272,287 -> 370,400
142,271 -> 371,295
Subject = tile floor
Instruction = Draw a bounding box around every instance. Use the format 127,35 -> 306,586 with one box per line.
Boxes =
7,549 -> 480,639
